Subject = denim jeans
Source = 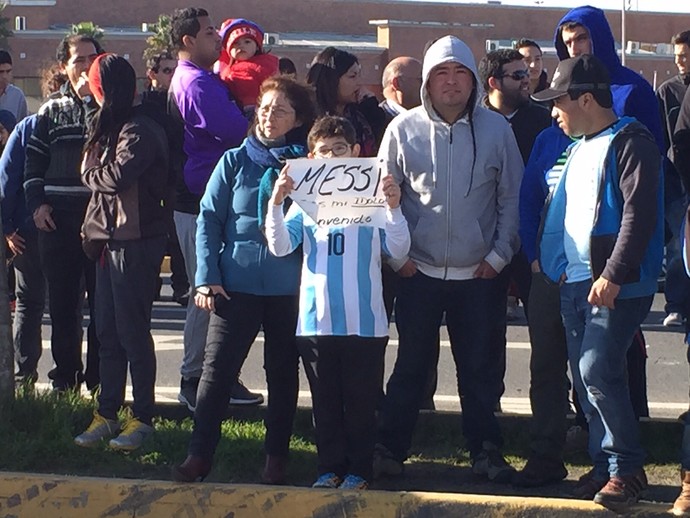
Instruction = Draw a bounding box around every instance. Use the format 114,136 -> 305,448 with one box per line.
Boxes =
378,271 -> 507,460
173,211 -> 209,380
188,293 -> 299,460
96,237 -> 166,424
560,280 -> 653,478
12,230 -> 46,377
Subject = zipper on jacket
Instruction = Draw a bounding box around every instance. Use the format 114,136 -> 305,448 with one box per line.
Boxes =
444,124 -> 453,280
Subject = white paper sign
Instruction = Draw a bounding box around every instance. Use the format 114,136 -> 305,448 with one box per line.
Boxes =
286,157 -> 387,228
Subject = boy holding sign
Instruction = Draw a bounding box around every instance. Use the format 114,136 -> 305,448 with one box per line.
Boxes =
265,116 -> 410,490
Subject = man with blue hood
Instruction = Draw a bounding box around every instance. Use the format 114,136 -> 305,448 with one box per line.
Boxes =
374,35 -> 523,483
555,5 -> 663,148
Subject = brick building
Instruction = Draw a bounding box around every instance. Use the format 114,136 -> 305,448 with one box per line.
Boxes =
3,0 -> 688,100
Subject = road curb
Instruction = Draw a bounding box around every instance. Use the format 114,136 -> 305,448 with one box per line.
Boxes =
0,472 -> 671,517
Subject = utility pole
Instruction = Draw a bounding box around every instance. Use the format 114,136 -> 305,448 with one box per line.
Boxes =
0,210 -> 14,404
621,0 -> 627,66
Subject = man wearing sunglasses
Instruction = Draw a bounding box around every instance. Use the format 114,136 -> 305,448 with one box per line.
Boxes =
146,51 -> 178,92
478,48 -> 551,164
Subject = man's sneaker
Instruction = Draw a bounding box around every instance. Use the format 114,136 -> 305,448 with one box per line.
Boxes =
572,468 -> 609,499
229,379 -> 264,405
672,469 -> 690,516
312,472 -> 342,488
593,470 -> 648,514
471,442 -> 515,483
564,424 -> 589,454
372,443 -> 404,478
74,412 -> 120,447
512,455 -> 568,487
664,312 -> 685,327
339,474 -> 369,490
178,377 -> 199,412
109,418 -> 154,451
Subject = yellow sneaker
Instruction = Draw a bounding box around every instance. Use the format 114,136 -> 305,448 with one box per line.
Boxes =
109,418 -> 154,451
74,412 -> 120,447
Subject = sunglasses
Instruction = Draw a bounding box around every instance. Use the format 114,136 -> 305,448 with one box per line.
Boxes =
499,70 -> 529,81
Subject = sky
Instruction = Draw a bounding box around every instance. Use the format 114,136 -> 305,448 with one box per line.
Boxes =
411,0 -> 690,14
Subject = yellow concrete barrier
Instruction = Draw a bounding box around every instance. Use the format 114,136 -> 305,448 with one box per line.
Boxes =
0,472 -> 670,517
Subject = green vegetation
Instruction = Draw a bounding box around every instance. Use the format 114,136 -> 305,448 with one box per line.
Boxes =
143,14 -> 172,63
0,2 -> 13,50
0,388 -> 683,501
69,21 -> 104,41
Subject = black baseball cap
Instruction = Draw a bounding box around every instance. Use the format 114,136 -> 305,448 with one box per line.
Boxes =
532,54 -> 611,104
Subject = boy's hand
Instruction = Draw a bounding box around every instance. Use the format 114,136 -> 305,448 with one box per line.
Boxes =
382,175 -> 401,209
271,165 -> 294,205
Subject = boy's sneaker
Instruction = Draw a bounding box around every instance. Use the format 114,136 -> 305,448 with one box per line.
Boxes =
178,377 -> 199,412
312,472 -> 342,489
74,412 -> 120,447
593,470 -> 648,514
229,379 -> 264,405
372,443 -> 404,478
339,474 -> 369,490
109,418 -> 154,451
471,442 -> 515,483
572,468 -> 609,500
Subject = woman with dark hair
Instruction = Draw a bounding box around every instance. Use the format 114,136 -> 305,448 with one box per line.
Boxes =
307,47 -> 386,156
74,54 -> 171,451
172,76 -> 315,485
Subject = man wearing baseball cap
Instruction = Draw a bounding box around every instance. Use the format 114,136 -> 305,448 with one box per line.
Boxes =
534,54 -> 663,513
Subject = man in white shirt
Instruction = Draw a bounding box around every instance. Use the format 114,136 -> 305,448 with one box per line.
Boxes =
0,51 -> 28,121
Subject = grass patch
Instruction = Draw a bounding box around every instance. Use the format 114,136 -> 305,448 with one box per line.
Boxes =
0,389 -> 683,502
0,388 -> 317,484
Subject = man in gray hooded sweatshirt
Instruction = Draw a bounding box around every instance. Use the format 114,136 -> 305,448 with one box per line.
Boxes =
375,35 -> 523,482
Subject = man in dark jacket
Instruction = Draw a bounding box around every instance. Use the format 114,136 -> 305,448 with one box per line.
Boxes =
23,35 -> 104,392
658,30 -> 690,327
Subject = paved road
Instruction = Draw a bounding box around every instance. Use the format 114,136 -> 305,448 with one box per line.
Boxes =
31,282 -> 690,419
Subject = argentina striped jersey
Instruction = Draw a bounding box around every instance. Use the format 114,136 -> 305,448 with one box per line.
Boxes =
266,204 -> 410,337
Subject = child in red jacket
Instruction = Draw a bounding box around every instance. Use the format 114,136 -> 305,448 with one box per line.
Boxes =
217,18 -> 279,117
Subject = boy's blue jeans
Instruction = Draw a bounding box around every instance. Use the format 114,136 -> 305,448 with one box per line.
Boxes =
560,280 -> 652,478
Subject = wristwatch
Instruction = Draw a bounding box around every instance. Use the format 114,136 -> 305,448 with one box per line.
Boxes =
82,94 -> 94,105
196,286 -> 213,297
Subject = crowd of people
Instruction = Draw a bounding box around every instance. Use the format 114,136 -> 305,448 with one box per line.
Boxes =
2,3 -> 690,515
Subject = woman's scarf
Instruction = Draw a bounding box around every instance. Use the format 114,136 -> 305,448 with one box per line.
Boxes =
246,126 -> 308,229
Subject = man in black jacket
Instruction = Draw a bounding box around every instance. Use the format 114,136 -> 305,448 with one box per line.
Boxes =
24,35 -> 104,392
658,30 -> 690,328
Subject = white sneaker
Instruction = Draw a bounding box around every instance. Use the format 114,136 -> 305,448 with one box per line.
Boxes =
664,312 -> 684,327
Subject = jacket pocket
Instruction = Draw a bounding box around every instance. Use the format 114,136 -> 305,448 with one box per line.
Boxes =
232,240 -> 261,268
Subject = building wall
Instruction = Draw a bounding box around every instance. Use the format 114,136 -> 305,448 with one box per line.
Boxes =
4,0 -> 687,89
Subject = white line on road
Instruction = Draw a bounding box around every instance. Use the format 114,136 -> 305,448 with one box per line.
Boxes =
40,338 -> 532,352
32,383 -> 687,417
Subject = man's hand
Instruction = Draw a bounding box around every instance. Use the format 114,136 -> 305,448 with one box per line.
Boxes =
396,259 -> 418,278
270,165 -> 293,206
194,285 -> 230,312
382,175 -> 401,209
474,260 -> 498,279
5,232 -> 26,256
588,277 -> 620,309
75,71 -> 92,99
33,204 -> 56,232
531,260 -> 541,273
